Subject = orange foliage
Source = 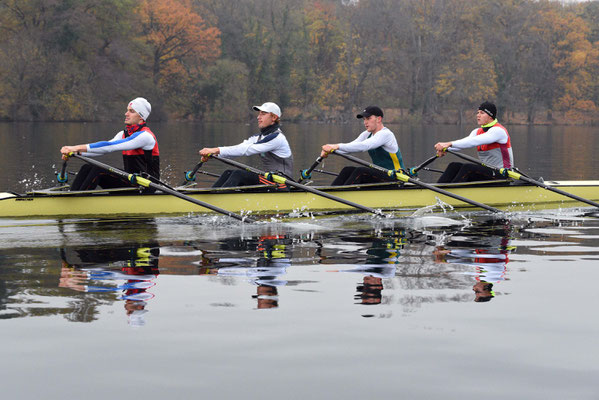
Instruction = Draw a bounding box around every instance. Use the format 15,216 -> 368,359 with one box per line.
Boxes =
539,8 -> 599,115
138,0 -> 221,82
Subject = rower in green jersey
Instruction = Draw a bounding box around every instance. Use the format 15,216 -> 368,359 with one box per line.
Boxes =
321,105 -> 405,186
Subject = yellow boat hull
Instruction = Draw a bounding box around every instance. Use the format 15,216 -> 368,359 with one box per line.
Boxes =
1,180 -> 598,218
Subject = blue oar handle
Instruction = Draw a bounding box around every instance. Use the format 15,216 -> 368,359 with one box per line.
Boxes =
56,161 -> 68,183
408,155 -> 440,177
184,170 -> 196,182
184,162 -> 204,182
298,156 -> 324,183
300,169 -> 311,180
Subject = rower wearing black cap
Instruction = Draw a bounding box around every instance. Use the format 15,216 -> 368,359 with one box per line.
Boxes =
434,101 -> 514,183
320,105 -> 405,186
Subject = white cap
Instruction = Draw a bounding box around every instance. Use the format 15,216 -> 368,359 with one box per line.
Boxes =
252,102 -> 281,118
128,97 -> 151,121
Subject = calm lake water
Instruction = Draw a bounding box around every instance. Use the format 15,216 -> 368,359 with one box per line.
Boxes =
1,122 -> 599,399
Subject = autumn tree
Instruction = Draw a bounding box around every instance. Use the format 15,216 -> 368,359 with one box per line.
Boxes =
538,4 -> 599,120
435,1 -> 497,124
292,1 -> 343,110
0,0 -> 139,120
137,0 -> 221,117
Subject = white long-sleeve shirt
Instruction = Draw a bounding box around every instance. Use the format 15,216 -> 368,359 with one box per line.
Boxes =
337,127 -> 399,154
450,126 -> 509,150
218,132 -> 292,159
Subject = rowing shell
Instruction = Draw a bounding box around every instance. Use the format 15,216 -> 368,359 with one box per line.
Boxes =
1,180 -> 599,218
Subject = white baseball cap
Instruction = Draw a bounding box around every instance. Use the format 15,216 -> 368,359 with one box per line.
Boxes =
252,102 -> 281,118
128,97 -> 151,120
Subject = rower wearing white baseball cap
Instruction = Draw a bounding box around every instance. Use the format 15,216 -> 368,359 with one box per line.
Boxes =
60,97 -> 160,191
199,102 -> 294,187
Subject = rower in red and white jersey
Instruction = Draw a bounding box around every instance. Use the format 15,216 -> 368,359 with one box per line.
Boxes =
434,101 -> 513,183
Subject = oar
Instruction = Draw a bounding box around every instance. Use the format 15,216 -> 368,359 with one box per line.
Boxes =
68,153 -> 254,222
408,154 -> 439,177
446,149 -> 599,208
313,169 -> 338,177
331,151 -> 501,213
181,161 -> 214,185
209,155 -> 385,216
298,156 -> 324,183
421,167 -> 444,174
56,160 -> 68,183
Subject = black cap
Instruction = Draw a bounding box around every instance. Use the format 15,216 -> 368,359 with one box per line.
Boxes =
478,101 -> 497,119
357,106 -> 384,119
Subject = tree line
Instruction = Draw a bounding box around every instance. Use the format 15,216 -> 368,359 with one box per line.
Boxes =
1,0 -> 598,124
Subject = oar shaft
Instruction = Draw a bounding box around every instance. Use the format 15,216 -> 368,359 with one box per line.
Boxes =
517,172 -> 599,208
313,169 -> 339,177
196,170 -> 221,178
333,151 -> 501,213
446,149 -> 599,208
71,154 -> 253,222
212,155 -> 383,215
410,155 -> 439,175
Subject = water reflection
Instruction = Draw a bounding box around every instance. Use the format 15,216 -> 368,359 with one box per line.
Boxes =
3,214 -> 599,325
433,219 -> 515,302
200,235 -> 292,309
59,244 -> 160,326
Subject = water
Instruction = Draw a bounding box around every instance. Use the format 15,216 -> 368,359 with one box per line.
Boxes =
2,121 -> 599,191
1,122 -> 599,399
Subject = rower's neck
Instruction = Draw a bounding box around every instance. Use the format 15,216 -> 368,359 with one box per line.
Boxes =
125,122 -> 146,136
481,119 -> 498,130
260,123 -> 280,135
369,125 -> 384,135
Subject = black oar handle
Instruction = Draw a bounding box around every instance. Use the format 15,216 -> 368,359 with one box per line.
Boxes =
184,161 -> 204,182
299,156 -> 324,183
409,155 -> 439,176
333,151 -> 501,213
56,160 -> 68,183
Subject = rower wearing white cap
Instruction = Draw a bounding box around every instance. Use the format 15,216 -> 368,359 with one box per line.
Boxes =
199,102 -> 294,187
60,97 -> 160,191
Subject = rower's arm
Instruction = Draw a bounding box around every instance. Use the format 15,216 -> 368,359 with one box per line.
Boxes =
86,131 -> 155,155
451,127 -> 507,150
338,130 -> 393,153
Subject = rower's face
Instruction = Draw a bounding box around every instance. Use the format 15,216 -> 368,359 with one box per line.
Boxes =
125,106 -> 143,125
476,110 -> 493,125
363,115 -> 380,133
257,111 -> 275,129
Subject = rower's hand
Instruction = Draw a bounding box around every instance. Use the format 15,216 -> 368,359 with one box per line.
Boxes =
434,142 -> 452,157
320,144 -> 339,158
60,146 -> 79,160
199,147 -> 219,162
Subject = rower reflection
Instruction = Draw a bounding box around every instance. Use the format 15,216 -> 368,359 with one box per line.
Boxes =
59,244 -> 160,325
433,219 -> 515,302
327,230 -> 407,312
201,235 -> 292,309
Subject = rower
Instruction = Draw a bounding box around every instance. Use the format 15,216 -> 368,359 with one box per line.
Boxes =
199,102 -> 294,188
434,101 -> 513,183
60,98 -> 159,191
320,105 -> 405,185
